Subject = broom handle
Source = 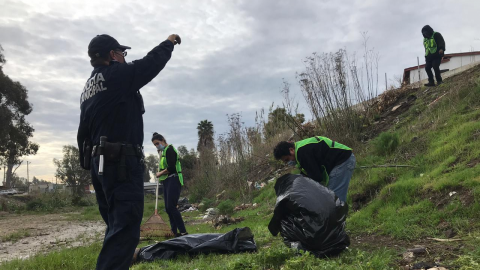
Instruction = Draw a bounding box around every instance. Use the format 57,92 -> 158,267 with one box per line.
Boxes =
155,151 -> 162,215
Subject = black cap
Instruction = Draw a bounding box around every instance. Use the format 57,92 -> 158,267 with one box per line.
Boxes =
88,34 -> 131,56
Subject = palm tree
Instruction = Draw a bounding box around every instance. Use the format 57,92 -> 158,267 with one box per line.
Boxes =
197,120 -> 214,152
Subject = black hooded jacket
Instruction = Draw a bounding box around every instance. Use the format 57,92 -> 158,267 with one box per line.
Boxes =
422,25 -> 445,59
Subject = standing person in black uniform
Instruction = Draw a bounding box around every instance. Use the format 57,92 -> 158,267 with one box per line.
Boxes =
151,132 -> 188,237
422,25 -> 446,86
77,33 -> 181,270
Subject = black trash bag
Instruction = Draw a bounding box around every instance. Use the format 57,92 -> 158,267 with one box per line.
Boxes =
268,174 -> 350,257
137,227 -> 257,262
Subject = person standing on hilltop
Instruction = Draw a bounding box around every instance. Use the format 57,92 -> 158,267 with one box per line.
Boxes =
273,136 -> 355,202
422,25 -> 446,86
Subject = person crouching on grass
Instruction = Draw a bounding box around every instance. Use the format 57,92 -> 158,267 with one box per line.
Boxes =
151,132 -> 188,237
273,136 -> 356,202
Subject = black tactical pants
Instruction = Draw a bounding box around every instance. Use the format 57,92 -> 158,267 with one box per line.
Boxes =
90,155 -> 144,270
163,175 -> 187,234
425,56 -> 443,83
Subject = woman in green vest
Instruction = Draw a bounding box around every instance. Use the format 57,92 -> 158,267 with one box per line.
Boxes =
273,136 -> 356,202
151,132 -> 188,237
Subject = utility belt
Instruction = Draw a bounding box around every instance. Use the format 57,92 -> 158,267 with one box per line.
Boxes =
88,138 -> 144,182
92,143 -> 143,159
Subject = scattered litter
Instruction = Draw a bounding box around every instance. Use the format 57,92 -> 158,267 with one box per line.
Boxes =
427,237 -> 463,242
212,215 -> 245,229
268,174 -> 350,257
181,207 -> 198,213
203,208 -> 218,220
177,197 -> 192,212
216,190 -> 226,200
448,191 -> 457,197
234,203 -> 259,212
420,173 -> 424,177
267,178 -> 275,183
402,251 -> 415,263
135,227 -> 257,264
254,182 -> 265,189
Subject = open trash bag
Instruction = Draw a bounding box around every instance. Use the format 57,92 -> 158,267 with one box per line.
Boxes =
137,227 -> 257,262
268,174 -> 350,257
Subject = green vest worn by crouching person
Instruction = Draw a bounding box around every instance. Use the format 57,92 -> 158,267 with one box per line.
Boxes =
424,32 -> 438,56
158,145 -> 184,185
294,136 -> 352,186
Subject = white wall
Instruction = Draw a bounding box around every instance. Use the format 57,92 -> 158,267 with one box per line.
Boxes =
409,55 -> 480,83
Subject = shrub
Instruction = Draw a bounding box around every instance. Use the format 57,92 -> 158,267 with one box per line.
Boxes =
26,199 -> 45,211
217,199 -> 235,216
199,198 -> 215,212
373,132 -> 399,156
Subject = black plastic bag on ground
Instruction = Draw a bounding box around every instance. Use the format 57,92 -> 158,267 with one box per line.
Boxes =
137,227 -> 257,262
268,174 -> 350,257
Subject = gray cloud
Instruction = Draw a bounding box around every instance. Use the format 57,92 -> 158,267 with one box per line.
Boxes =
1,0 -> 479,180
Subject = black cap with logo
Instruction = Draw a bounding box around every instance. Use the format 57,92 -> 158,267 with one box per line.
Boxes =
88,34 -> 131,57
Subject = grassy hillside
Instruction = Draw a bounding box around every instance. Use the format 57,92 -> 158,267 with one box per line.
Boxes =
2,66 -> 480,269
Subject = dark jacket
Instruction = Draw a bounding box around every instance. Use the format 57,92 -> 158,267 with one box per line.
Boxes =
296,142 -> 352,184
165,145 -> 178,175
422,25 -> 446,59
77,40 -> 174,168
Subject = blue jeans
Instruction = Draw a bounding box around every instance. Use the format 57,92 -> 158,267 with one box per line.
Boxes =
328,154 -> 356,202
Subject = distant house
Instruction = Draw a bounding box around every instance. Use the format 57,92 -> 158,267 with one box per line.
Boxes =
29,183 -> 65,193
403,51 -> 480,85
29,184 -> 50,193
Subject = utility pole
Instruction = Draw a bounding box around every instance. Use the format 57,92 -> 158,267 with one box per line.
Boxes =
417,57 -> 421,86
385,73 -> 387,91
26,161 -> 30,193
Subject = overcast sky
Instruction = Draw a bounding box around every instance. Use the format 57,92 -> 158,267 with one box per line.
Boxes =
1,0 -> 478,182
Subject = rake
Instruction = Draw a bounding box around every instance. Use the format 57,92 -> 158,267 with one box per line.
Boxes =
140,177 -> 174,239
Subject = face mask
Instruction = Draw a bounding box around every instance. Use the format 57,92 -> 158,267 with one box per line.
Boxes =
287,160 -> 296,167
156,144 -> 165,151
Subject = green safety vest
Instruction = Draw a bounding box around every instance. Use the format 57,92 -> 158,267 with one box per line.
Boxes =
158,145 -> 184,186
424,32 -> 437,56
294,136 -> 352,186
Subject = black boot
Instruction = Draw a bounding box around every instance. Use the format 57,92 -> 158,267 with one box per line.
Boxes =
437,81 -> 443,85
424,82 -> 435,87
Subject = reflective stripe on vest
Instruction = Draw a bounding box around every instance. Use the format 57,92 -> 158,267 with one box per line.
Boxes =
424,32 -> 437,56
158,145 -> 184,186
294,136 -> 352,186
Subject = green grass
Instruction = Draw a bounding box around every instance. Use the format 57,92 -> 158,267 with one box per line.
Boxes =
3,67 -> 480,269
1,229 -> 31,243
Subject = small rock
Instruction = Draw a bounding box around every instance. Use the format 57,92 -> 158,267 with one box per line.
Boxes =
402,251 -> 415,263
444,229 -> 456,239
407,246 -> 427,255
413,261 -> 437,269
252,203 -> 258,208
